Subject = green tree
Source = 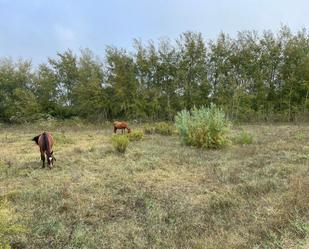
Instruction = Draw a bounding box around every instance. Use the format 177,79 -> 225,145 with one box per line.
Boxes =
157,38 -> 179,119
0,58 -> 39,122
105,46 -> 138,118
73,49 -> 108,120
177,31 -> 209,109
48,49 -> 79,116
34,63 -> 61,117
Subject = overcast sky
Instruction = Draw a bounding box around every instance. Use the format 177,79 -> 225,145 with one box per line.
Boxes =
0,0 -> 308,64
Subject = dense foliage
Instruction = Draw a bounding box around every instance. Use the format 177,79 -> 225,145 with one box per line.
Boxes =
175,104 -> 230,149
0,26 -> 308,123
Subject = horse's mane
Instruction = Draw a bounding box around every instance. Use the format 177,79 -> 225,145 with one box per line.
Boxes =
32,135 -> 40,145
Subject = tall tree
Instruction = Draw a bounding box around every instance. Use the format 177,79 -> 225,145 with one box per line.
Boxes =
48,50 -> 79,116
177,31 -> 209,109
157,38 -> 179,119
0,58 -> 38,122
73,49 -> 108,120
105,46 -> 138,118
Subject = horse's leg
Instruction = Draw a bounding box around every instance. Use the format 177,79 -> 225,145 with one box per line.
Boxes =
122,129 -> 124,134
41,153 -> 45,168
114,127 -> 117,133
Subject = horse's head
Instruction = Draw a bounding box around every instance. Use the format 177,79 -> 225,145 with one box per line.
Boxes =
47,151 -> 56,168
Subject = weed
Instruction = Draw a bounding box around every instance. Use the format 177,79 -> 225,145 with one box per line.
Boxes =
143,126 -> 156,134
295,132 -> 305,141
154,122 -> 174,136
143,122 -> 174,136
127,130 -> 144,141
111,134 -> 129,153
233,130 -> 254,145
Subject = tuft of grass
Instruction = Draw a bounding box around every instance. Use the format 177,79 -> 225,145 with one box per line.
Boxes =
154,122 -> 174,136
143,122 -> 174,136
208,191 -> 240,212
110,134 -> 129,153
236,179 -> 278,197
233,130 -> 254,145
143,125 -> 156,135
127,130 -> 144,141
295,132 -> 305,141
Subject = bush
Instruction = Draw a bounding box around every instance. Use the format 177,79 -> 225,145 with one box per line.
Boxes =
175,104 -> 231,149
154,122 -> 174,135
111,135 -> 129,153
233,130 -> 254,145
127,130 -> 144,141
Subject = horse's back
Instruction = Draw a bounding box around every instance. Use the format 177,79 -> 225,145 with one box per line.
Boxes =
113,121 -> 122,126
114,121 -> 128,129
38,132 -> 54,150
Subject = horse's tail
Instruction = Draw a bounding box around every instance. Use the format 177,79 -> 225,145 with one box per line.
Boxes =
32,135 -> 40,145
42,132 -> 50,152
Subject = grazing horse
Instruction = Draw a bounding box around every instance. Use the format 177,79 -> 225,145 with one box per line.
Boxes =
113,121 -> 131,134
32,132 -> 55,169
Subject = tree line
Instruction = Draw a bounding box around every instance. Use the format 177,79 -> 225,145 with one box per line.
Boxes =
0,26 -> 308,123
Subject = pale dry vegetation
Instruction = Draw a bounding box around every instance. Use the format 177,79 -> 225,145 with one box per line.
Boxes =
0,123 -> 308,249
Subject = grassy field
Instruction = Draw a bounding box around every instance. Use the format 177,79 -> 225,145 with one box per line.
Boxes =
0,122 -> 308,249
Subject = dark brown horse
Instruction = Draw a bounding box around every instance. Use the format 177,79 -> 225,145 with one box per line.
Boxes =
113,121 -> 131,134
32,132 -> 55,169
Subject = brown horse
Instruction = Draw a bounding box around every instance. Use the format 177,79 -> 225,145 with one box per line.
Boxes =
32,132 -> 55,169
113,121 -> 131,134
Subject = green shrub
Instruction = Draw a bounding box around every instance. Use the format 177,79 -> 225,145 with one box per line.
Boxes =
175,104 -> 231,149
127,130 -> 144,141
111,135 -> 129,153
233,130 -> 254,145
154,122 -> 174,136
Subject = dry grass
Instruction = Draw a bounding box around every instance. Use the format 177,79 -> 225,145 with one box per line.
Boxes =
0,123 -> 308,249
